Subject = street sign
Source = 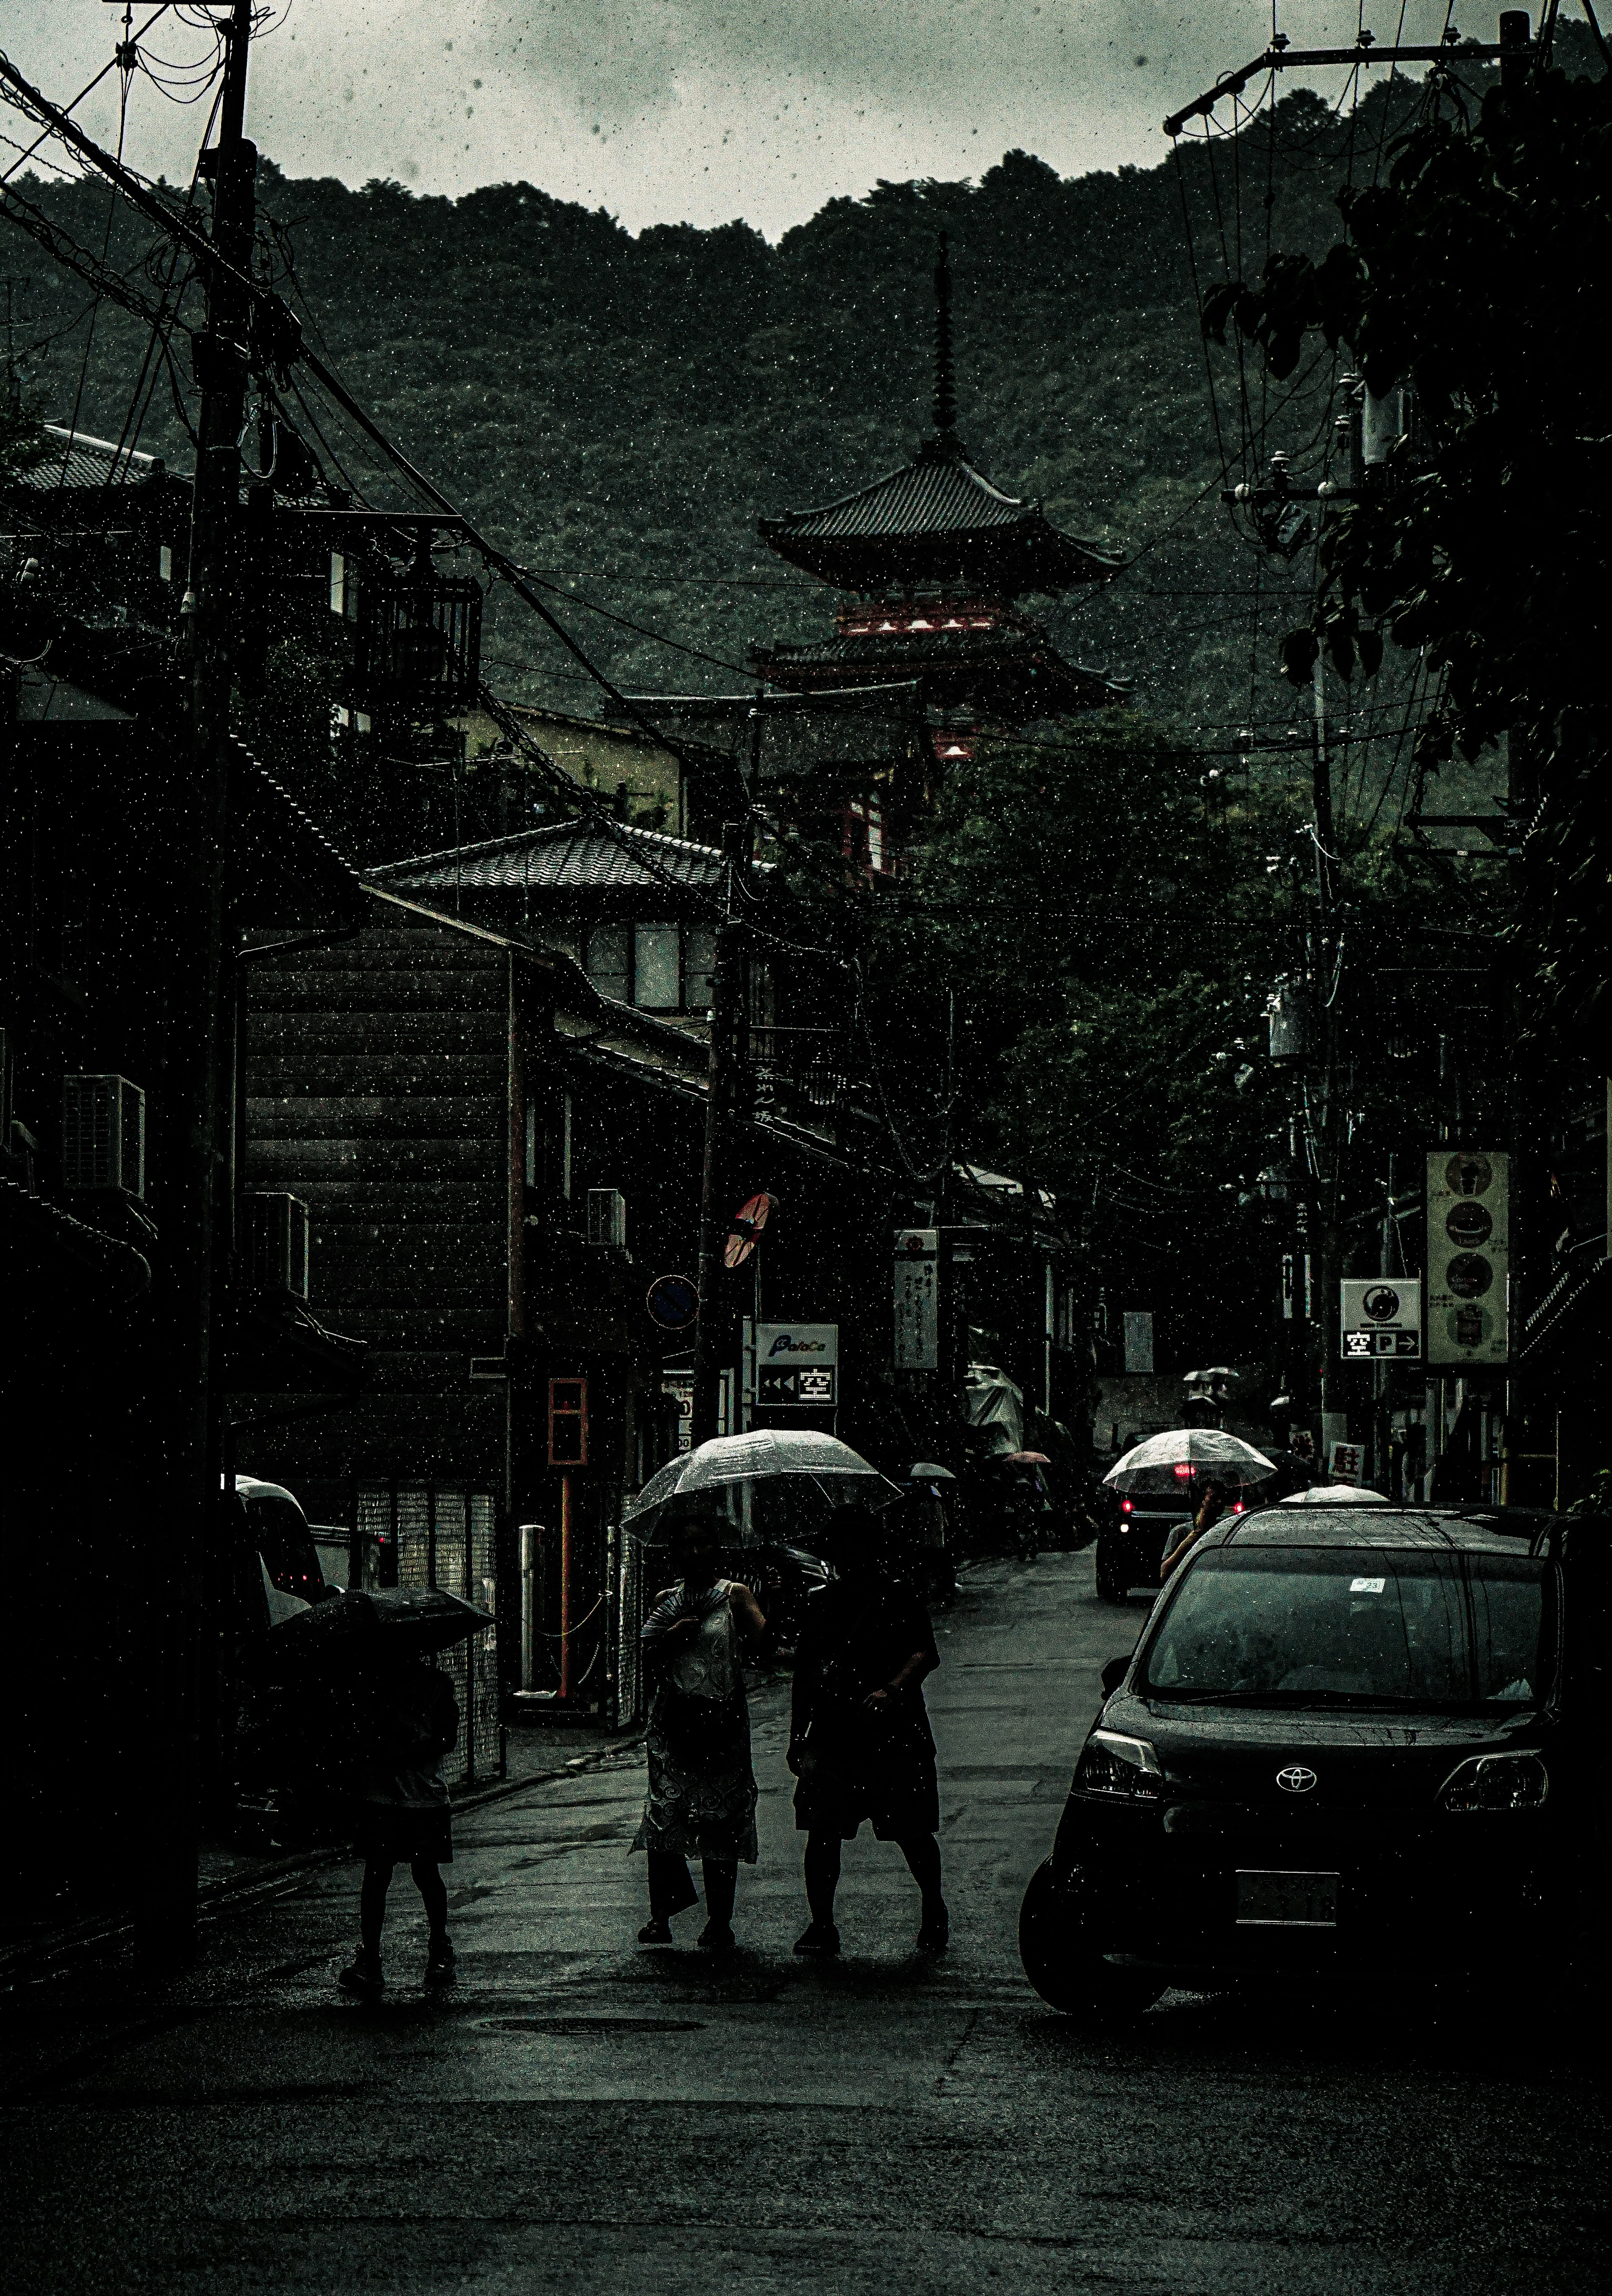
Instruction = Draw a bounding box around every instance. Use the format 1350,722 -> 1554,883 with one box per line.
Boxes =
754,1322 -> 837,1408
548,1377 -> 588,1467
1426,1150 -> 1510,1366
724,1191 -> 774,1270
646,1273 -> 699,1331
1340,1276 -> 1423,1361
1123,1310 -> 1154,1373
662,1370 -> 693,1453
892,1228 -> 939,1369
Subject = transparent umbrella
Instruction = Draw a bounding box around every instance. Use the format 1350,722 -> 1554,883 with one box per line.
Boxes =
1102,1428 -> 1276,1495
1277,1483 -> 1388,1506
624,1428 -> 894,1531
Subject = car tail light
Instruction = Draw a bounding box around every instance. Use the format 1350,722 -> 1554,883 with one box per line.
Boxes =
1120,1498 -> 1134,1513
1439,1754 -> 1549,1812
1230,1501 -> 1245,1514
1074,1730 -> 1164,1801
1172,1463 -> 1193,1479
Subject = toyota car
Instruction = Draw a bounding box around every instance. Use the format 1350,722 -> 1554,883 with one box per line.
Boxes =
1021,1507 -> 1604,2024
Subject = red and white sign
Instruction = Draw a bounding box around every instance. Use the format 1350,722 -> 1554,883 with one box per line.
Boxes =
724,1192 -> 773,1270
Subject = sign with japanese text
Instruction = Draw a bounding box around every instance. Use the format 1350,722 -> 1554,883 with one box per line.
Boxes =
754,1323 -> 837,1408
1426,1150 -> 1510,1367
892,1229 -> 939,1369
1328,1440 -> 1365,1486
1340,1277 -> 1423,1361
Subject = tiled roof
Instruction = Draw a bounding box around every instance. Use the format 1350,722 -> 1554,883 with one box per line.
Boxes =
16,425 -> 169,493
369,817 -> 727,895
759,438 -> 1120,595
757,626 -> 1128,710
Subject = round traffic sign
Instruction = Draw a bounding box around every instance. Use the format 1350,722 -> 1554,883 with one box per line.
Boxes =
646,1273 -> 700,1330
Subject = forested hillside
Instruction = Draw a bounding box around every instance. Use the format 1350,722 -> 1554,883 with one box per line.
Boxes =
4,79 -> 1399,771
15,37 -> 1599,798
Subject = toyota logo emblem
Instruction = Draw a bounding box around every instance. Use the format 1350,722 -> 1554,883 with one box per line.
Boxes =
1276,1765 -> 1318,1794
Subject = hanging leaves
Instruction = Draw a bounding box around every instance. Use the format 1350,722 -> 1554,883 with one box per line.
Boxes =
1232,61 -> 1612,1036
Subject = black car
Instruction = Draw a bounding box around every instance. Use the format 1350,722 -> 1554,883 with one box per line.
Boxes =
1095,1489 -> 1262,1600
1095,1495 -> 1189,1599
1022,1506 -> 1607,2023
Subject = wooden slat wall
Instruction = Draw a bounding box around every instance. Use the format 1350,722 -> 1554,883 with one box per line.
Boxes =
238,904 -> 512,1505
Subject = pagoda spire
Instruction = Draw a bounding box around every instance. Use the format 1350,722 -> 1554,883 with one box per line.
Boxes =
931,232 -> 960,450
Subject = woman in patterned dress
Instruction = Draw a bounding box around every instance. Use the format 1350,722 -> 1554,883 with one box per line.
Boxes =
632,1510 -> 767,1954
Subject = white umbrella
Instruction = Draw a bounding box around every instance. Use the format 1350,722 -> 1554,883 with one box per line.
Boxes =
624,1428 -> 892,1525
1102,1427 -> 1276,1495
1277,1483 -> 1388,1506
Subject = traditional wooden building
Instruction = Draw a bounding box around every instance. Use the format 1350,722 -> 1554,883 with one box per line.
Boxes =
752,238 -> 1128,785
235,881 -> 914,1717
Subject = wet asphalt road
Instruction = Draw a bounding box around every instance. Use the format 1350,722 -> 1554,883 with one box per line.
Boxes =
4,1552 -> 1609,2295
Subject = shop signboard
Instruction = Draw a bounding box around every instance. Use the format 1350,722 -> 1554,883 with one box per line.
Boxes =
1426,1150 -> 1510,1367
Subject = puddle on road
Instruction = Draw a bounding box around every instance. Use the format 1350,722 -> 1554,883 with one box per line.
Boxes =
474,2016 -> 707,2034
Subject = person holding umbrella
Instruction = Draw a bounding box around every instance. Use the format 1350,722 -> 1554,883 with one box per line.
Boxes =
788,1507 -> 947,1957
632,1508 -> 768,1954
256,1584 -> 492,2000
339,1642 -> 461,1997
1160,1474 -> 1233,1580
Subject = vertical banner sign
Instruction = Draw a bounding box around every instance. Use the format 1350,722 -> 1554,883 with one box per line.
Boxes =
1426,1150 -> 1510,1367
892,1229 -> 939,1369
1123,1310 -> 1154,1374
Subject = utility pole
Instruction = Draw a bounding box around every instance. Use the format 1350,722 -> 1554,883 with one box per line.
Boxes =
690,709 -> 766,1445
1499,8 -> 1536,1509
144,0 -> 255,1961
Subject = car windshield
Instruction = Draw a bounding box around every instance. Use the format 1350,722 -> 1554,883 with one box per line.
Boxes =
1138,1547 -> 1550,1709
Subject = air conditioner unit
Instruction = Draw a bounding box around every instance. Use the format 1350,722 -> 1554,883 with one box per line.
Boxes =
61,1074 -> 145,1197
246,1192 -> 310,1298
586,1187 -> 627,1250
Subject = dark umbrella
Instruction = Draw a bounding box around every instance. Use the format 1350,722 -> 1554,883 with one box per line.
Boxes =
264,1586 -> 493,1677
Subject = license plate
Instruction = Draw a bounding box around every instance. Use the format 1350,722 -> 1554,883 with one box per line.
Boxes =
1236,1869 -> 1340,1927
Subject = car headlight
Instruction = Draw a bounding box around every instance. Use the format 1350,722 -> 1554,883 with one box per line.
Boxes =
1074,1730 -> 1165,1800
1439,1753 -> 1549,1813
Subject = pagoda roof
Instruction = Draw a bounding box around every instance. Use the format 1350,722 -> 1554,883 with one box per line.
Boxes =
754,620 -> 1128,717
759,436 -> 1120,597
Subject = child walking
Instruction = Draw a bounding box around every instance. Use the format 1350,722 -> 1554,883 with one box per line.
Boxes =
340,1644 -> 460,1996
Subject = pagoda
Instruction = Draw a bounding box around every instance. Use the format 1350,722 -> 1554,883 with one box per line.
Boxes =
753,236 -> 1127,755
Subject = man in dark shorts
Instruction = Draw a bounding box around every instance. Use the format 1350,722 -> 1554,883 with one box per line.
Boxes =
788,1509 -> 947,1958
340,1648 -> 459,1996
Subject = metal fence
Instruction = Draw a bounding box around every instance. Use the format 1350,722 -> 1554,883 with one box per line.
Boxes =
610,1525 -> 646,1728
354,1482 -> 503,1787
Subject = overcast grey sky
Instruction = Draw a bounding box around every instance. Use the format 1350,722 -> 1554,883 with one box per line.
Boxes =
3,3 -> 1465,237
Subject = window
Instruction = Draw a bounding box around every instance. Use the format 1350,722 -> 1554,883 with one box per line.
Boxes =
633,922 -> 681,1011
586,921 -> 705,1011
1139,1548 -> 1550,1710
843,790 -> 887,875
585,924 -> 630,1004
683,927 -> 717,1016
